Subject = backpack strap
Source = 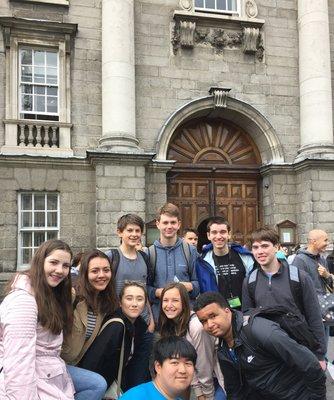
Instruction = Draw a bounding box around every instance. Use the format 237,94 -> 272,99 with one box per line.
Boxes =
288,264 -> 304,315
181,240 -> 191,275
138,249 -> 155,285
247,269 -> 258,307
108,248 -> 120,278
148,244 -> 157,275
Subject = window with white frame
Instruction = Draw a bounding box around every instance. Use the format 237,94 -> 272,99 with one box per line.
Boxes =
18,192 -> 59,267
194,0 -> 238,13
19,48 -> 59,121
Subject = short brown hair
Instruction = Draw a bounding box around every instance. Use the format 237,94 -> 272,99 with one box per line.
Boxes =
156,203 -> 180,221
250,227 -> 279,246
117,214 -> 144,232
207,217 -> 231,233
119,280 -> 148,302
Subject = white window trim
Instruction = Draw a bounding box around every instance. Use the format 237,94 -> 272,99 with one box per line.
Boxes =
0,17 -> 77,156
194,0 -> 240,16
11,0 -> 69,6
17,192 -> 60,270
19,47 -> 60,119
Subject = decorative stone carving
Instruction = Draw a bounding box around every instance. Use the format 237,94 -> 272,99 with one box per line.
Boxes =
179,20 -> 196,48
179,0 -> 192,11
209,87 -> 231,108
243,27 -> 260,53
245,0 -> 258,19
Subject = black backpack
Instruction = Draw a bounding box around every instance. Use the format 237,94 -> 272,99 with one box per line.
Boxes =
247,264 -> 304,314
243,306 -> 320,352
108,248 -> 155,286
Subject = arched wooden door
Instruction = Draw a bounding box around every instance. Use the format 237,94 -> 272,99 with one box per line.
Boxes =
167,118 -> 262,245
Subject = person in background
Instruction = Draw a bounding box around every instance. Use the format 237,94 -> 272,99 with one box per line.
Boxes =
121,336 -> 197,400
183,228 -> 199,248
159,282 -> 225,400
0,239 -> 74,399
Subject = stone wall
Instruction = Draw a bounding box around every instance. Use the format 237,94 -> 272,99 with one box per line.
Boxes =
0,159 -> 96,271
135,0 -> 300,162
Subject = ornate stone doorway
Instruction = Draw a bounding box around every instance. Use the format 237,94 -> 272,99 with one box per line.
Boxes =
166,117 -> 262,247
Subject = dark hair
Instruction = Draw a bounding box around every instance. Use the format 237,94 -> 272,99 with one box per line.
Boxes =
158,283 -> 190,338
193,291 -> 230,312
250,227 -> 279,246
183,228 -> 198,236
207,217 -> 231,233
72,251 -> 84,268
153,336 -> 197,366
119,280 -> 148,303
156,203 -> 180,221
117,214 -> 144,233
76,249 -> 118,315
13,239 -> 74,336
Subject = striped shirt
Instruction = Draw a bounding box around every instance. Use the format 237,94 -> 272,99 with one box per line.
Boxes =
86,310 -> 97,340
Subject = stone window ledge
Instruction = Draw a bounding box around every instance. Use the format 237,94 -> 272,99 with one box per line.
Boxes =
174,10 -> 264,29
10,0 -> 69,6
172,10 -> 264,59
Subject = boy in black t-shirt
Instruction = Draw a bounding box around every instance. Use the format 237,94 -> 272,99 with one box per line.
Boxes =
196,217 -> 255,308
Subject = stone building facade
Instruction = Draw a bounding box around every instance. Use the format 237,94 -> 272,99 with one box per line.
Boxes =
0,0 -> 333,271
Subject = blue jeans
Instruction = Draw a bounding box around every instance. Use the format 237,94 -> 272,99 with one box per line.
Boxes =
67,365 -> 107,400
214,378 -> 227,400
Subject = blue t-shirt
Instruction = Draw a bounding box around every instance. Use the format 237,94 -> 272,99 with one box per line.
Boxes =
121,381 -> 182,400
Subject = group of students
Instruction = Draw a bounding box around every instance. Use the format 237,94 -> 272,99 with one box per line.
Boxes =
0,202 -> 331,399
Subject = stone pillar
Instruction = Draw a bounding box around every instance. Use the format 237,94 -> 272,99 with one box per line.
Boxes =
297,0 -> 334,159
100,0 -> 139,152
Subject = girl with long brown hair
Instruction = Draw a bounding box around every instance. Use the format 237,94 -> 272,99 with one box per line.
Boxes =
0,239 -> 75,399
159,283 -> 226,400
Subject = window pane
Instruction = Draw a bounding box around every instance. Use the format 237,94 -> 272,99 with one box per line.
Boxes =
34,231 -> 45,247
34,51 -> 45,66
46,68 -> 58,85
36,95 -> 46,112
22,232 -> 32,247
34,67 -> 45,84
34,212 -> 45,227
46,52 -> 58,67
22,248 -> 32,264
22,85 -> 33,94
21,66 -> 32,82
47,87 -> 57,96
47,231 -> 57,240
47,194 -> 58,210
217,0 -> 227,10
21,212 -> 32,228
47,97 -> 58,113
21,49 -> 32,65
22,94 -> 33,111
47,212 -> 57,227
195,0 -> 204,6
21,194 -> 32,210
34,194 -> 45,210
34,86 -> 45,95
205,0 -> 215,9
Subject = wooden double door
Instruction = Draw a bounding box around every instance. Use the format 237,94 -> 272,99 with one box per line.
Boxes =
167,175 -> 260,246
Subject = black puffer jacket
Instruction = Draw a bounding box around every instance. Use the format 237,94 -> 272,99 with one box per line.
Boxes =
217,311 -> 326,400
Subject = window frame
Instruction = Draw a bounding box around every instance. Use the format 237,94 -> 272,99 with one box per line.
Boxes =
17,192 -> 60,269
19,46 -> 60,120
194,0 -> 240,15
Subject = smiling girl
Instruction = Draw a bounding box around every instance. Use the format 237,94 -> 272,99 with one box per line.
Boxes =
0,239 -> 75,400
77,281 -> 148,393
159,283 -> 225,400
